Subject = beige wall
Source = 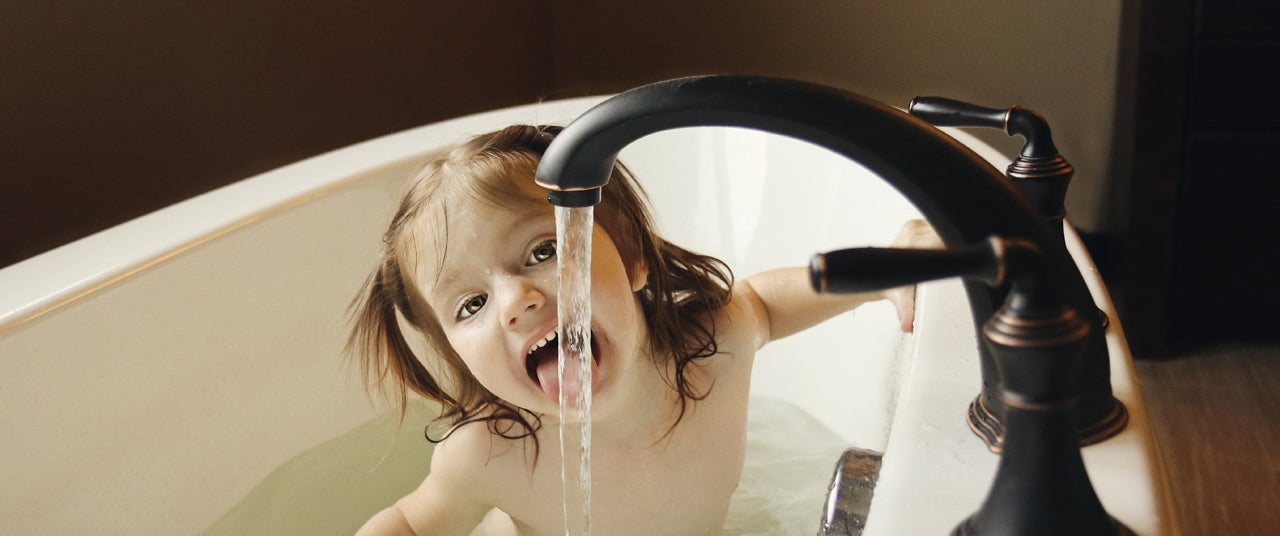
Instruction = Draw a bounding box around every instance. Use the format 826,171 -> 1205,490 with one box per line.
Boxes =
2,1 -> 1124,267
547,1 -> 1126,231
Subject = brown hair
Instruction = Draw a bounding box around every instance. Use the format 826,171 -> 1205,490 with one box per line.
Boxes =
346,124 -> 733,455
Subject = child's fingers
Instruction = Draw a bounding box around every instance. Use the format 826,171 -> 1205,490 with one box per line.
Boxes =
900,291 -> 915,333
890,285 -> 917,333
886,219 -> 936,333
891,219 -> 942,250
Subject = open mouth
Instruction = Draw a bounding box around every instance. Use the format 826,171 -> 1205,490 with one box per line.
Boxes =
525,330 -> 602,403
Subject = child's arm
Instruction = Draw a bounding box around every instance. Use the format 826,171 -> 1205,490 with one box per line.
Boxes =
737,267 -> 884,345
737,219 -> 941,345
354,478 -> 490,536
354,430 -> 495,536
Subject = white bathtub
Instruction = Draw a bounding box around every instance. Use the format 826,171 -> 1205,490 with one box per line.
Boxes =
0,96 -> 1175,535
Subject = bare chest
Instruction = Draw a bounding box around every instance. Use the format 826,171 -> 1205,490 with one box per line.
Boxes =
497,387 -> 752,535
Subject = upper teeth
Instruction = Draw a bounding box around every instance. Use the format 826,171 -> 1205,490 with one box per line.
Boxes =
529,330 -> 558,355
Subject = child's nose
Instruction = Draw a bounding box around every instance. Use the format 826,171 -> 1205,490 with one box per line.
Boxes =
501,279 -> 546,328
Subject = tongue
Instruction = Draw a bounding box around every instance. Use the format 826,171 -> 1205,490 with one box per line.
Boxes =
534,350 -> 596,406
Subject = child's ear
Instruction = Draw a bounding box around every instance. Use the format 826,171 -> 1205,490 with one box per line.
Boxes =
630,262 -> 649,293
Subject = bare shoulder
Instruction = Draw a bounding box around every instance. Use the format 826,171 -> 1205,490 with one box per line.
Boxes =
721,278 -> 771,352
430,416 -> 533,485
681,280 -> 768,387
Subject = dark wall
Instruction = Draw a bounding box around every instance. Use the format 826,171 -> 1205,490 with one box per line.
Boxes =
3,2 -> 1128,273
2,2 -> 550,267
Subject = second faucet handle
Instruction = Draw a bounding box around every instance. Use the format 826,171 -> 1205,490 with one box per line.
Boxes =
810,237 -> 1008,295
907,96 -> 1008,130
908,96 -> 1060,160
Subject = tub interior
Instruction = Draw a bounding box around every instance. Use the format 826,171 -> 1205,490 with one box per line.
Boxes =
205,127 -> 924,535
628,127 -> 922,449
0,97 -> 1021,535
1,160 -> 415,535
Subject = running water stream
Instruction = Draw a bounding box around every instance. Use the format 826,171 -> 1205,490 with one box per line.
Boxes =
555,205 -> 593,536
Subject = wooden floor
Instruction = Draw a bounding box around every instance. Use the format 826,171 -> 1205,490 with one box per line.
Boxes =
1132,342 -> 1280,534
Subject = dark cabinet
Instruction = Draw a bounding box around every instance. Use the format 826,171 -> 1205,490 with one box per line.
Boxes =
1123,0 -> 1280,354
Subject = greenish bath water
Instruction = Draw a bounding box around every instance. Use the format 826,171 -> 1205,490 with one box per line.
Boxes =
203,397 -> 850,535
201,402 -> 436,536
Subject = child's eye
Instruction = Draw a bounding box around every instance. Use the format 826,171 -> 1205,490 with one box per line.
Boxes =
527,240 -> 557,265
458,294 -> 487,319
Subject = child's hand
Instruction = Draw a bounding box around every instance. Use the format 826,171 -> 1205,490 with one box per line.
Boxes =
885,219 -> 942,333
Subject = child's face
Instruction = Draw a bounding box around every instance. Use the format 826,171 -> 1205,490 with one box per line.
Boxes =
413,196 -> 648,420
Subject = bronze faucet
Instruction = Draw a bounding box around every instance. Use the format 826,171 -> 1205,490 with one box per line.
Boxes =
535,75 -> 1131,534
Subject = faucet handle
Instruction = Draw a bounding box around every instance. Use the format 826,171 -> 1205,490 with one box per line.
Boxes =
909,96 -> 1059,160
910,96 -> 1073,225
809,237 -> 1008,294
907,96 -> 1008,130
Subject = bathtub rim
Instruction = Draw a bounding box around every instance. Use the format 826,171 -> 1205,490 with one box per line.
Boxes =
0,95 -> 1009,337
0,98 -> 610,336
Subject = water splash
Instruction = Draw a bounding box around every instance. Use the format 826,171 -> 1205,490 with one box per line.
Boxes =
555,205 -> 593,536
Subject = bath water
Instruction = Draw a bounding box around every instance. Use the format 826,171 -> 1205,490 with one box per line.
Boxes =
555,205 -> 593,536
202,396 -> 848,536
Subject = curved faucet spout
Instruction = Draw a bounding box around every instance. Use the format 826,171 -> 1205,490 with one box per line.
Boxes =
535,75 -> 1120,450
537,76 -> 1053,260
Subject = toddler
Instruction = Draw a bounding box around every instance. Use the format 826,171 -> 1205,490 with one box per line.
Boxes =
348,124 -> 931,535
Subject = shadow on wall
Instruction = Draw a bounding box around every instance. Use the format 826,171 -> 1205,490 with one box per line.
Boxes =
1,2 -> 550,267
